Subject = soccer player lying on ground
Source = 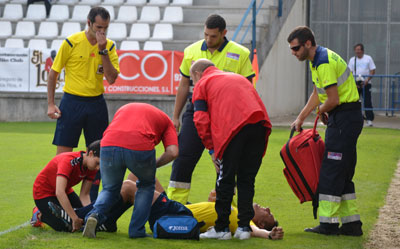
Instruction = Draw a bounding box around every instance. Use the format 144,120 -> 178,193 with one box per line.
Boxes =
48,178 -> 284,240
31,140 -> 100,232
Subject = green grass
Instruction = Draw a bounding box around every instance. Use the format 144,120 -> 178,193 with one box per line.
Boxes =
0,122 -> 399,249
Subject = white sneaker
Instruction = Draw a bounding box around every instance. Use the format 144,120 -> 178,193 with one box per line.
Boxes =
234,227 -> 251,240
366,120 -> 373,127
82,214 -> 98,238
200,226 -> 232,240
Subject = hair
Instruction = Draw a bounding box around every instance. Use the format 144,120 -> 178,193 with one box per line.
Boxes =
264,219 -> 279,231
287,26 -> 316,46
205,14 -> 226,32
190,59 -> 215,74
354,43 -> 364,51
87,7 -> 110,23
87,140 -> 101,157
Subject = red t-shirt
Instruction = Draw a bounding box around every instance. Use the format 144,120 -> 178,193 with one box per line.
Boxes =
33,151 -> 97,200
101,103 -> 178,151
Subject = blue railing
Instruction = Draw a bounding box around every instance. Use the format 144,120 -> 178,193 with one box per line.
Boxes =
357,75 -> 400,115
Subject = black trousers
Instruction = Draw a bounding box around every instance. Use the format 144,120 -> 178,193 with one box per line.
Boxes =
214,123 -> 267,230
357,83 -> 374,121
34,192 -> 82,232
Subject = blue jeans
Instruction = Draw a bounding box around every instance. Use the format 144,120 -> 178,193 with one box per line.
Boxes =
85,146 -> 156,238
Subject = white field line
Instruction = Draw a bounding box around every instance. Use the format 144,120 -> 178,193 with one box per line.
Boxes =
0,221 -> 30,236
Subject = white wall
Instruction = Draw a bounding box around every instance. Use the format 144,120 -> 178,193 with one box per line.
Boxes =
257,0 -> 308,117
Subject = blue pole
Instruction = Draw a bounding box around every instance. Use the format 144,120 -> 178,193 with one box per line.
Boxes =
251,0 -> 256,61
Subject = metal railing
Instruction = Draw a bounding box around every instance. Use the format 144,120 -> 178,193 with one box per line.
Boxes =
357,74 -> 400,115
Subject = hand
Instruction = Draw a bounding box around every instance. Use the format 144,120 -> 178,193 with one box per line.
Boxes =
47,104 -> 61,119
208,189 -> 216,202
319,112 -> 329,125
96,31 -> 107,51
363,79 -> 369,87
173,117 -> 180,132
291,118 -> 303,132
269,227 -> 284,240
72,217 -> 83,232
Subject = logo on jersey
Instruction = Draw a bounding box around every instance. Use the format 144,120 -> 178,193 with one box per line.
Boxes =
70,157 -> 82,167
226,52 -> 240,60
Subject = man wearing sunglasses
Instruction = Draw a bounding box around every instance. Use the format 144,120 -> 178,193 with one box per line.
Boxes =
287,26 -> 363,237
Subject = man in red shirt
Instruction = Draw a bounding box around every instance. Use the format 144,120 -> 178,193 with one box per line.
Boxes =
190,59 -> 272,240
82,103 -> 179,239
32,140 -> 100,232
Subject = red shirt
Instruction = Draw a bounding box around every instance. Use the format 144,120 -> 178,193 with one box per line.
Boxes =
101,103 -> 178,151
33,151 -> 97,200
192,66 -> 271,159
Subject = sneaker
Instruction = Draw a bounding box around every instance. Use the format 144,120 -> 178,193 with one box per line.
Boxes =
82,213 -> 98,238
97,222 -> 117,233
48,201 -> 72,232
234,226 -> 251,240
200,226 -> 232,240
339,221 -> 363,236
30,207 -> 44,228
366,120 -> 373,127
304,225 -> 339,235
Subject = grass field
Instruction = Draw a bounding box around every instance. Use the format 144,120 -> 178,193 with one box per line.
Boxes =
0,122 -> 399,249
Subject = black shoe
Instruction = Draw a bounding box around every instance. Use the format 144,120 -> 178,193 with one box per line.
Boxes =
339,221 -> 363,236
97,222 -> 117,233
304,225 -> 339,235
48,201 -> 72,232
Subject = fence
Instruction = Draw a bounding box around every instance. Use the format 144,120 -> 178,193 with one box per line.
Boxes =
358,74 -> 400,116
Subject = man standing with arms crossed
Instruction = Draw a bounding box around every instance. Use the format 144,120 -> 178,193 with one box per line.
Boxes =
47,7 -> 120,201
167,14 -> 255,204
287,26 -> 363,236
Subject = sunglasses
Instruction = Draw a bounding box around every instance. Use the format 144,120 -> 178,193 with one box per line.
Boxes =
290,44 -> 303,52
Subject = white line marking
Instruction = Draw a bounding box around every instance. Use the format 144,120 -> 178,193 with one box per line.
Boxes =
0,221 -> 30,236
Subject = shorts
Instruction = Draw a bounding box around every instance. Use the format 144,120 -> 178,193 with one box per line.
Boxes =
148,193 -> 193,231
53,92 -> 109,148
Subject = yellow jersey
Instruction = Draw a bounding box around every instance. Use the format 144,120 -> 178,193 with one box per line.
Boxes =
52,31 -> 120,97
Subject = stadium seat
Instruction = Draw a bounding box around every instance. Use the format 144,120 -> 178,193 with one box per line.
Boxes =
24,4 -> 46,21
0,0 -> 9,4
4,38 -> 24,48
100,5 -> 115,21
171,0 -> 193,6
10,0 -> 25,3
120,41 -> 140,50
51,39 -> 64,50
103,0 -> 125,6
151,23 -> 173,41
60,22 -> 81,38
13,21 -> 35,39
2,4 -> 23,21
143,41 -> 163,51
138,6 -> 160,24
125,0 -> 147,5
48,5 -> 70,22
79,0 -> 102,5
0,21 -> 12,39
116,6 -> 137,23
128,23 -> 150,41
28,39 -> 48,50
57,0 -> 79,5
71,5 -> 91,22
37,22 -> 59,39
106,23 -> 127,41
148,0 -> 169,6
161,6 -> 183,23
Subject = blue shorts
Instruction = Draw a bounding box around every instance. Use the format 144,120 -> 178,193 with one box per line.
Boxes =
53,92 -> 109,148
148,193 -> 193,231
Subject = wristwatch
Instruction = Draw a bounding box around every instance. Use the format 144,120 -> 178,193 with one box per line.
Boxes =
98,49 -> 108,55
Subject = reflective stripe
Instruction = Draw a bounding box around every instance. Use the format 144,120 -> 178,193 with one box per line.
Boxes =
337,67 -> 351,86
319,216 -> 340,224
168,181 -> 191,189
341,193 -> 356,201
319,194 -> 341,203
316,86 -> 325,95
341,214 -> 361,224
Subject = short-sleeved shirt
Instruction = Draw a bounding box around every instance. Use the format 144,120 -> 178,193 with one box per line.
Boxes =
348,54 -> 376,82
33,151 -> 98,200
186,202 -> 255,232
179,38 -> 255,80
310,46 -> 359,104
101,103 -> 178,151
51,31 -> 120,97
